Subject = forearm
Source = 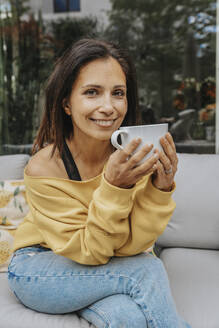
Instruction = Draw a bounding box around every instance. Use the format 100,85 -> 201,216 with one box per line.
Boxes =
115,176 -> 176,256
29,175 -> 135,265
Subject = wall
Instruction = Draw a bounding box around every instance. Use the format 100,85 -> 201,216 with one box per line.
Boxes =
29,0 -> 111,24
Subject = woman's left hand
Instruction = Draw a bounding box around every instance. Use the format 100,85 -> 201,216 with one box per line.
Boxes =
152,132 -> 178,192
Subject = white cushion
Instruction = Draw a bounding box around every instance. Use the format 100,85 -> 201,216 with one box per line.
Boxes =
157,153 -> 219,249
0,155 -> 30,180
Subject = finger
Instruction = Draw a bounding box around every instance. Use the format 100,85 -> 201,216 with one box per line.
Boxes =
156,160 -> 165,176
160,136 -> 178,167
137,163 -> 157,178
160,135 -> 173,155
133,152 -> 159,176
128,143 -> 153,168
158,150 -> 173,173
119,138 -> 142,162
165,133 -> 178,169
165,132 -> 176,152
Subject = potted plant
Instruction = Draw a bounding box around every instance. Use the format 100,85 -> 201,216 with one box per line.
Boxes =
199,103 -> 216,141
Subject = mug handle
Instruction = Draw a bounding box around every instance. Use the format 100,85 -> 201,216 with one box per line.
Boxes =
111,130 -> 128,150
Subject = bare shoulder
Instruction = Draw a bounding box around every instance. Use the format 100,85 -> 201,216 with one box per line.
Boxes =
26,145 -> 55,177
26,145 -> 67,179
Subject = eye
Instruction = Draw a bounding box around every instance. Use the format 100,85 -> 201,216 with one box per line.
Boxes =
113,89 -> 126,97
84,89 -> 98,96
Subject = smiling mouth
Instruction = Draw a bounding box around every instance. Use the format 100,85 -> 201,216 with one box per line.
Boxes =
90,119 -> 117,127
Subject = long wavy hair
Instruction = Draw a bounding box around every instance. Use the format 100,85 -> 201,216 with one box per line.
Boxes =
32,38 -> 140,156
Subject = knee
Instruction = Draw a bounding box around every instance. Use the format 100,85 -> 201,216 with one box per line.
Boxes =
109,295 -> 146,328
133,255 -> 169,291
79,294 -> 146,328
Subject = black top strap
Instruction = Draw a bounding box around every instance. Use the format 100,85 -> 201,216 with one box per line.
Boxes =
61,139 -> 81,181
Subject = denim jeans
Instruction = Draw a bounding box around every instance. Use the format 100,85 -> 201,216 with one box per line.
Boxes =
8,246 -> 191,328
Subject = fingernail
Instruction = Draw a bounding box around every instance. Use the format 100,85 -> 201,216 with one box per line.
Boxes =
154,153 -> 159,159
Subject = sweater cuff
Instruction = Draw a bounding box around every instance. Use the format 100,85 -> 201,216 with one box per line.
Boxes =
93,173 -> 135,207
144,176 -> 176,205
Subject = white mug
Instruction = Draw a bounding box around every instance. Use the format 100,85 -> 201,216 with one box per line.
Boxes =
111,123 -> 168,163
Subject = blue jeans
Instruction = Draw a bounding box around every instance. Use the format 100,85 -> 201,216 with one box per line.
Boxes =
8,246 -> 191,328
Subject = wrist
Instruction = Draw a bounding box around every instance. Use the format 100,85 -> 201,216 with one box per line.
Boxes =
152,178 -> 174,192
158,184 -> 174,192
104,173 -> 135,189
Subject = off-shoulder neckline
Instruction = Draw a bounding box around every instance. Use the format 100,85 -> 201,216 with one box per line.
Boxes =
24,166 -> 102,184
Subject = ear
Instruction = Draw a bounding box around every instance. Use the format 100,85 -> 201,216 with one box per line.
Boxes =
62,99 -> 71,116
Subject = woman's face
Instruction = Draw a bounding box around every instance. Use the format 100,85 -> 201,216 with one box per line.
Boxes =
64,56 -> 127,142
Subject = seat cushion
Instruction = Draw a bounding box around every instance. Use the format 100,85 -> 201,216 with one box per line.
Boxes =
0,273 -> 95,328
160,247 -> 219,328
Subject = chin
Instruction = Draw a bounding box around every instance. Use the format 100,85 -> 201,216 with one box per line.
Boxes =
91,132 -> 113,142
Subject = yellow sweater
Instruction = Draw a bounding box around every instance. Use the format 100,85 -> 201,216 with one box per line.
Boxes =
13,169 -> 176,265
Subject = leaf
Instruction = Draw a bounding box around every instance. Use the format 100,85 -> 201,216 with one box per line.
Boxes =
2,217 -> 7,225
14,198 -> 17,208
14,187 -> 20,196
19,204 -> 23,213
0,181 -> 4,189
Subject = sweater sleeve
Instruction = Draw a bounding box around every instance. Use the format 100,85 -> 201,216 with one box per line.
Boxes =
24,174 -> 135,265
115,175 -> 176,257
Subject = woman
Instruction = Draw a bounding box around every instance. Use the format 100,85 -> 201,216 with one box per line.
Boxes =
8,39 -> 190,328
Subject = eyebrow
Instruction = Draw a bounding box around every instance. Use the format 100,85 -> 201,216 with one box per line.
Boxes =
81,84 -> 126,89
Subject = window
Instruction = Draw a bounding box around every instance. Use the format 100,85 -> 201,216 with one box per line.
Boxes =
53,0 -> 80,13
107,1 -> 216,154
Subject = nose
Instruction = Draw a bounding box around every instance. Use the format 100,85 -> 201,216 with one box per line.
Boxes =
98,94 -> 114,116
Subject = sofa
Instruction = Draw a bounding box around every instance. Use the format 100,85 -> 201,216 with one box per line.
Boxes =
0,153 -> 219,328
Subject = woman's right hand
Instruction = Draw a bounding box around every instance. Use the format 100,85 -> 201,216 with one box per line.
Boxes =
105,138 -> 159,189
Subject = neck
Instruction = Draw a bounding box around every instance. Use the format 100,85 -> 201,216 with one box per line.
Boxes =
67,136 -> 114,165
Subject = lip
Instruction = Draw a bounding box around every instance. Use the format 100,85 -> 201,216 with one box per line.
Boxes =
90,118 -> 117,121
89,118 -> 117,127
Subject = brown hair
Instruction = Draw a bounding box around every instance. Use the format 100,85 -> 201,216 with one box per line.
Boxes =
32,38 -> 140,156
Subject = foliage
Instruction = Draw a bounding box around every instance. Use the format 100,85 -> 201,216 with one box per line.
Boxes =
0,2 -> 102,152
199,78 -> 215,127
199,104 -> 215,126
0,1 -> 53,151
200,77 -> 215,106
49,16 -> 101,59
105,0 -> 216,118
0,0 -> 216,152
176,75 -> 215,108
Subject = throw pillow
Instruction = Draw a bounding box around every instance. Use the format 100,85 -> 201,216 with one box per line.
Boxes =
0,230 -> 14,272
0,180 -> 29,272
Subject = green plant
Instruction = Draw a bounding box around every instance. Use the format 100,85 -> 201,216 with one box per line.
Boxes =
0,8 -> 103,154
0,1 -> 52,152
105,0 -> 216,119
49,16 -> 101,59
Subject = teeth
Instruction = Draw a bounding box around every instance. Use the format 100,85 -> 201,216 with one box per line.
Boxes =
92,120 -> 114,126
